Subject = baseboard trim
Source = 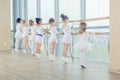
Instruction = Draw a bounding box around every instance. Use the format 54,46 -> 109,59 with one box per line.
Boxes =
0,50 -> 11,52
109,68 -> 120,74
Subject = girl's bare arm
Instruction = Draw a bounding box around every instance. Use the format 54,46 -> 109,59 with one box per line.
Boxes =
43,29 -> 50,35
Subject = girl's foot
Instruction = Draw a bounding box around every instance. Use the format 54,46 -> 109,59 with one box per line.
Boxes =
52,55 -> 55,61
49,54 -> 52,60
62,57 -> 68,64
15,49 -> 19,53
35,53 -> 41,58
49,55 -> 56,61
81,65 -> 86,69
22,50 -> 27,54
49,55 -> 54,61
31,52 -> 35,55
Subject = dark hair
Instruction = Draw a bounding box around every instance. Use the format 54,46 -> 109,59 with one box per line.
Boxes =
80,22 -> 87,32
60,14 -> 69,21
16,18 -> 21,23
36,18 -> 42,24
49,18 -> 55,24
80,22 -> 87,26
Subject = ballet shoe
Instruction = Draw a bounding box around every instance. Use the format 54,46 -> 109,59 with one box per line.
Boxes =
35,54 -> 41,58
52,56 -> 55,61
22,50 -> 27,54
81,65 -> 86,69
15,49 -> 19,53
62,57 -> 68,64
49,55 -> 53,61
33,54 -> 36,56
31,52 -> 35,55
49,54 -> 56,61
49,55 -> 52,60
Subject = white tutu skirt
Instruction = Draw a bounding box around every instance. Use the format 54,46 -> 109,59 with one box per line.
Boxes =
74,40 -> 93,52
22,34 -> 28,38
62,35 -> 72,44
49,37 -> 57,43
30,35 -> 36,41
35,36 -> 43,44
15,32 -> 22,39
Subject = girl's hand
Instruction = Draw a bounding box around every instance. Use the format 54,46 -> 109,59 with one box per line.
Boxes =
95,32 -> 106,35
88,32 -> 105,35
20,27 -> 23,32
71,32 -> 79,35
59,32 -> 64,35
43,29 -> 50,35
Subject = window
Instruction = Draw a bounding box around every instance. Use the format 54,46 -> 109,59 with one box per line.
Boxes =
86,0 -> 109,31
85,0 -> 109,62
28,0 -> 37,20
59,0 -> 81,21
41,0 -> 55,23
86,0 -> 109,19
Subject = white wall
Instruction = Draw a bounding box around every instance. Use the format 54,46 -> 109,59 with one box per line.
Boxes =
110,0 -> 120,73
0,0 -> 11,50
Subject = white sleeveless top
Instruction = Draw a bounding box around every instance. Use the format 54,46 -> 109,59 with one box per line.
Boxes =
62,24 -> 72,44
74,32 -> 93,51
15,23 -> 22,38
37,27 -> 44,34
30,26 -> 37,38
49,27 -> 59,38
22,26 -> 28,38
78,32 -> 89,41
35,26 -> 44,43
49,27 -> 59,43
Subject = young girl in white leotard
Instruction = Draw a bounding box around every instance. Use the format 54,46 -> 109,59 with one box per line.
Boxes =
35,18 -> 44,58
21,20 -> 29,54
28,20 -> 36,55
48,18 -> 59,61
35,18 -> 49,58
74,22 -> 105,69
60,14 -> 72,64
15,18 -> 22,52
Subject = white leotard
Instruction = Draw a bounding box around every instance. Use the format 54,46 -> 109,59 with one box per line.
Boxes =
22,26 -> 29,38
15,23 -> 22,38
35,26 -> 44,43
28,26 -> 37,54
49,27 -> 59,43
28,26 -> 31,35
62,24 -> 72,44
28,26 -> 31,40
30,26 -> 37,40
74,32 -> 93,51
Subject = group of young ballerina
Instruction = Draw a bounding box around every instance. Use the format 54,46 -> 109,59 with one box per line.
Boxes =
14,14 -> 105,69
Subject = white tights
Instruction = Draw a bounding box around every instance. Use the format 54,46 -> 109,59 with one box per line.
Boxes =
80,49 -> 87,66
15,38 -> 20,50
30,39 -> 35,54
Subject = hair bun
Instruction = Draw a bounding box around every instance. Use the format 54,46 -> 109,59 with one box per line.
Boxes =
60,14 -> 65,18
36,18 -> 38,21
36,18 -> 41,24
16,18 -> 21,23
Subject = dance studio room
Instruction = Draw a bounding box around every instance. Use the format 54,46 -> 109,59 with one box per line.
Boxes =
0,0 -> 120,80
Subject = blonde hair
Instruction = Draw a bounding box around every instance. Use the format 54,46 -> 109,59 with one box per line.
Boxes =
29,20 -> 34,26
21,20 -> 26,25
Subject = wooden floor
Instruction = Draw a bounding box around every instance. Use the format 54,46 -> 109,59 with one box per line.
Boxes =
0,51 -> 119,80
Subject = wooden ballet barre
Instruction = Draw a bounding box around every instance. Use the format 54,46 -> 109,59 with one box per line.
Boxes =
70,17 -> 109,22
42,16 -> 109,25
